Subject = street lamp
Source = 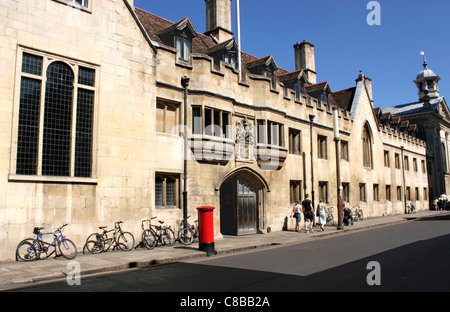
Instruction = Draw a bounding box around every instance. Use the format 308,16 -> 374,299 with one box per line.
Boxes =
181,76 -> 190,223
333,107 -> 344,230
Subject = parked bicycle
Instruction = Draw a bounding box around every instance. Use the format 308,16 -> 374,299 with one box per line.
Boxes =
84,221 -> 135,254
141,217 -> 175,249
351,205 -> 364,222
16,224 -> 77,261
177,216 -> 199,245
326,207 -> 335,226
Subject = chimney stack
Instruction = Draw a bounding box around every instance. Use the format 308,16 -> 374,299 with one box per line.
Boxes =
205,0 -> 233,43
294,40 -> 316,84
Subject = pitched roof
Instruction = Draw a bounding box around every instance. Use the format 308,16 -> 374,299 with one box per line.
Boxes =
381,97 -> 443,116
246,55 -> 278,70
328,87 -> 356,111
134,7 -> 290,77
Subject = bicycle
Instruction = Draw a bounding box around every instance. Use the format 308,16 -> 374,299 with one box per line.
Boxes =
84,221 -> 135,254
177,216 -> 199,245
16,224 -> 77,261
326,207 -> 335,226
141,217 -> 175,249
351,205 -> 364,222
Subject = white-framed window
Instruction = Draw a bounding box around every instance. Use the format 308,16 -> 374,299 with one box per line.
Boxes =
176,35 -> 192,62
11,48 -> 97,180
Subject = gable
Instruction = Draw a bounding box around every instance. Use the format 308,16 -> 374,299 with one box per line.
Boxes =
436,98 -> 450,123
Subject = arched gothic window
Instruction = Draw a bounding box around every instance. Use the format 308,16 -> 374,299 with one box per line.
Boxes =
15,51 -> 96,178
362,123 -> 373,169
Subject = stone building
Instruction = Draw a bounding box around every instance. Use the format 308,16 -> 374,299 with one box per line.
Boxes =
380,54 -> 450,200
0,0 -> 436,261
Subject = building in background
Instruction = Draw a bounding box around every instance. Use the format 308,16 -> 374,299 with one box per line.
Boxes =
380,55 -> 449,200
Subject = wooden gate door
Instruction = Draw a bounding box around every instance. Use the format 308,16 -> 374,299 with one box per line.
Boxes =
220,174 -> 258,236
236,176 -> 257,235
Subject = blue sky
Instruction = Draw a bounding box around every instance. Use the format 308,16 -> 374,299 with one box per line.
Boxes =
134,0 -> 450,108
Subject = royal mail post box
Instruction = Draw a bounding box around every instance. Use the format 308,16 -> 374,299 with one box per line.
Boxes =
196,206 -> 216,256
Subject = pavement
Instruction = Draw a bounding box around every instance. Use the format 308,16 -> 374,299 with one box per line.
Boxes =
1,210 -> 448,291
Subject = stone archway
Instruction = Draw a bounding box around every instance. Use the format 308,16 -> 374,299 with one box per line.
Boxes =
217,167 -> 269,236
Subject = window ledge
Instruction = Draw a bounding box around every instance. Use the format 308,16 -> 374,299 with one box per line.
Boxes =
9,174 -> 98,184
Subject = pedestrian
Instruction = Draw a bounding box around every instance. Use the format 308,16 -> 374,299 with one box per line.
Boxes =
438,196 -> 444,211
291,200 -> 302,232
442,194 -> 448,211
433,197 -> 439,211
302,194 -> 314,232
316,199 -> 327,231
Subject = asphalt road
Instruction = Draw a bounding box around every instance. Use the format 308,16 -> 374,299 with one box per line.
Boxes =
12,214 -> 450,294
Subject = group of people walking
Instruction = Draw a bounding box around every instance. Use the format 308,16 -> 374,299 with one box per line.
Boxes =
434,194 -> 448,211
291,194 -> 328,233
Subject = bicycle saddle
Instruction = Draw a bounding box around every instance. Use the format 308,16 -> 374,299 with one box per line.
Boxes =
99,226 -> 107,229
33,227 -> 44,234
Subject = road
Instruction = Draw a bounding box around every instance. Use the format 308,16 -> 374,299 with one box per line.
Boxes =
12,214 -> 450,295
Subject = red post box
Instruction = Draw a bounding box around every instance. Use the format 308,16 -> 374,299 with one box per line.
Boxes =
196,206 -> 216,256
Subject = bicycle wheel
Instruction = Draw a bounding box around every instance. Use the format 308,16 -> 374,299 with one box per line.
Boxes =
142,229 -> 157,250
16,239 -> 40,261
58,238 -> 77,259
117,232 -> 135,251
162,228 -> 175,246
178,227 -> 194,245
84,233 -> 104,254
359,210 -> 364,220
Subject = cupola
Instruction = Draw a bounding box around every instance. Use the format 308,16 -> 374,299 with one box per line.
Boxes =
414,52 -> 440,103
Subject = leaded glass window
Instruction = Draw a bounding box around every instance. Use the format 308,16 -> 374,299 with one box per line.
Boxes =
15,50 -> 96,179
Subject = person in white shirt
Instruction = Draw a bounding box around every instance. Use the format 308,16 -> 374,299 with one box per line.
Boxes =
291,200 -> 302,232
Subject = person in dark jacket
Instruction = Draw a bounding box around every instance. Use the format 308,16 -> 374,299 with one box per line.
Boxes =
302,194 -> 314,232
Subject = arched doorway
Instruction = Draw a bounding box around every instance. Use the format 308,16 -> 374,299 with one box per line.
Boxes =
218,167 -> 268,236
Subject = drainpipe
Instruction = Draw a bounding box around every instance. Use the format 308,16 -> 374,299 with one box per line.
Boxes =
401,146 -> 407,214
309,115 -> 315,210
181,76 -> 190,222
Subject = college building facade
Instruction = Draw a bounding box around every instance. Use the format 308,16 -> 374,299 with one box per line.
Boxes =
0,0 -> 447,261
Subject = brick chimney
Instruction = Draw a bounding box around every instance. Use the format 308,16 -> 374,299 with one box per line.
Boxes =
205,0 -> 233,43
294,40 -> 316,84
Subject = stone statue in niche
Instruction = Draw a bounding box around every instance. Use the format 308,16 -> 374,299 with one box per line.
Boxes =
236,118 -> 255,161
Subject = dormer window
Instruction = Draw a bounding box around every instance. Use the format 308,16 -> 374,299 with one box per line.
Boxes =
207,39 -> 239,70
224,52 -> 237,68
157,17 -> 197,64
321,93 -> 328,104
176,35 -> 191,62
247,55 -> 278,89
